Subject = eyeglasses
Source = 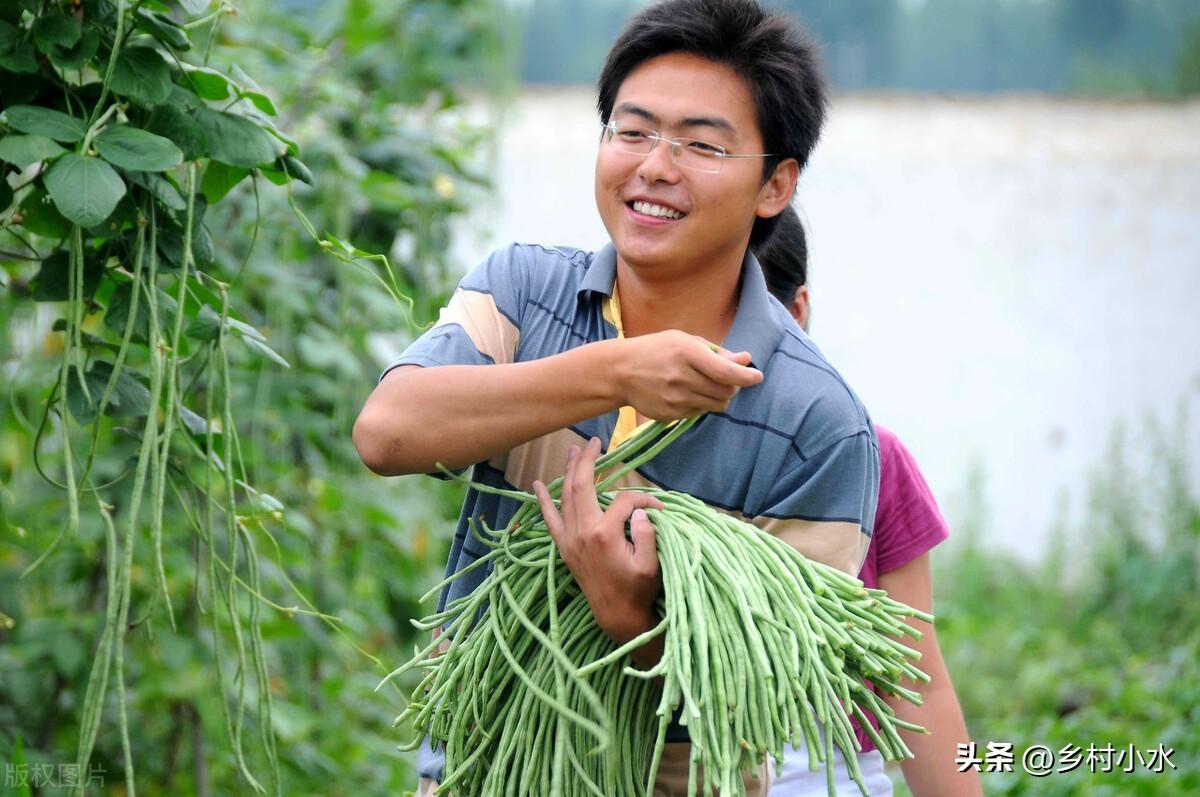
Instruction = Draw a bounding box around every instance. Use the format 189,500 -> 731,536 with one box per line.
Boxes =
601,120 -> 775,175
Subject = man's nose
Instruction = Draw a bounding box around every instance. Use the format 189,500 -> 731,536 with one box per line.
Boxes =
636,139 -> 682,183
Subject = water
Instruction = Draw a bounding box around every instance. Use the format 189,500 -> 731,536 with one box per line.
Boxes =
451,88 -> 1200,557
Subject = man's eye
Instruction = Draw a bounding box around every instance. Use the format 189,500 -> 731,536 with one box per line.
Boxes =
619,130 -> 649,140
687,140 -> 722,156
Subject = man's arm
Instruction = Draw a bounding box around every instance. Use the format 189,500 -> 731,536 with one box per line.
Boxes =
353,331 -> 763,476
878,553 -> 984,797
355,346 -> 620,476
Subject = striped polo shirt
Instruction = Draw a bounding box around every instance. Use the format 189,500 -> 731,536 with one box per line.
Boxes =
385,241 -> 880,618
390,241 -> 880,784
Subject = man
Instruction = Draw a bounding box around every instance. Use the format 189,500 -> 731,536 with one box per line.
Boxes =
755,207 -> 983,796
354,1 -> 878,792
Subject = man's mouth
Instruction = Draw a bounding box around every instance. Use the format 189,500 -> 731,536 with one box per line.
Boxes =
629,200 -> 686,220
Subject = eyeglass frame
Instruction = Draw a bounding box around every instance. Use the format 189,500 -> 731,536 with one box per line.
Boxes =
600,120 -> 777,175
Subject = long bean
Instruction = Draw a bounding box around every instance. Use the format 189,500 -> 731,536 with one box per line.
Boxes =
386,419 -> 932,796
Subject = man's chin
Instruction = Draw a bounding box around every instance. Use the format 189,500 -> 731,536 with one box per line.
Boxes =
613,240 -> 686,274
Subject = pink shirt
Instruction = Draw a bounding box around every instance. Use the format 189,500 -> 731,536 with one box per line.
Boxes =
853,424 -> 951,752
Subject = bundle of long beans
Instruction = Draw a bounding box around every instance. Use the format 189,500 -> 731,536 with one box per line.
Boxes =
381,418 -> 934,796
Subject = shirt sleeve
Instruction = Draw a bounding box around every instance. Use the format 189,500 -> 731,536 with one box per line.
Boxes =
754,427 -> 880,575
873,429 -> 950,575
380,243 -> 528,379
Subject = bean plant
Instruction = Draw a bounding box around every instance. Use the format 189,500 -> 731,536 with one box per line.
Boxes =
1,0 -> 503,794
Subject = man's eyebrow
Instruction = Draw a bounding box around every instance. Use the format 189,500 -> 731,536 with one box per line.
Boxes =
678,115 -> 735,134
612,103 -> 736,135
613,102 -> 658,124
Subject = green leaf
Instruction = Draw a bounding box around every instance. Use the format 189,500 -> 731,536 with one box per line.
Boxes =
134,8 -> 191,50
67,361 -> 154,423
184,272 -> 223,314
44,154 -> 127,227
193,223 -> 214,268
90,361 -> 153,417
186,304 -> 222,341
239,334 -> 291,369
49,28 -> 100,70
258,166 -> 288,186
19,187 -> 71,238
260,118 -> 298,156
65,368 -> 103,424
33,13 -> 82,54
178,403 -> 212,436
32,253 -> 71,301
86,191 -> 136,237
0,135 -> 66,168
0,21 -> 38,73
32,252 -> 104,302
201,160 -> 249,202
80,0 -> 117,24
225,316 -> 267,342
110,46 -> 172,107
125,169 -> 187,211
236,479 -> 285,513
231,64 -> 277,116
32,19 -> 80,61
183,64 -> 232,100
145,104 -> 207,160
2,106 -> 86,143
190,106 -> 276,168
94,125 -> 183,171
104,282 -> 178,341
157,218 -> 213,269
164,84 -> 205,112
239,88 -> 278,117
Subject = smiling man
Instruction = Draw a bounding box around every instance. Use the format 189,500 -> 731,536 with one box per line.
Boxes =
354,0 -> 879,793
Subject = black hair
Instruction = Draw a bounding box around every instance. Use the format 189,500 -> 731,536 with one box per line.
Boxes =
752,203 -> 807,306
597,0 -> 828,246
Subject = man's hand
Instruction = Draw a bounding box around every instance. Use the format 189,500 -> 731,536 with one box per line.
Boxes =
533,437 -> 664,645
618,331 -> 763,420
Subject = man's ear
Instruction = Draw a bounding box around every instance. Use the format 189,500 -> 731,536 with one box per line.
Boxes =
756,158 -> 799,219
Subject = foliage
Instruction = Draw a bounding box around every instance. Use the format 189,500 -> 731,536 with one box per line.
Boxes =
1,0 -> 501,794
908,412 -> 1200,796
1176,18 -> 1200,95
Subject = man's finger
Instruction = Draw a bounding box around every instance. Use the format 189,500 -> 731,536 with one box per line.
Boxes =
607,491 -> 665,519
532,480 -> 564,544
693,347 -> 764,388
715,347 -> 753,366
570,438 -> 601,501
629,508 -> 659,571
562,445 -> 579,513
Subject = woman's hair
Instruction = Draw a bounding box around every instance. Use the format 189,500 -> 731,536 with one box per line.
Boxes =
597,0 -> 827,246
752,203 -> 807,306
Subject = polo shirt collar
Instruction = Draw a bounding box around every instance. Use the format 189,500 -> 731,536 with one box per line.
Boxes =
579,243 -> 618,298
578,243 -> 783,369
725,248 -> 782,370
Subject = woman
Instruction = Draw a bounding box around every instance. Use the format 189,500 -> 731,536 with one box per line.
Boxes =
754,207 -> 984,797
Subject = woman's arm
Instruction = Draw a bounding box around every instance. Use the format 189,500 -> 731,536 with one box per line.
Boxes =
878,552 -> 984,797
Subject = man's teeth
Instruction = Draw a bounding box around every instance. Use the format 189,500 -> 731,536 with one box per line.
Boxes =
632,201 -> 684,220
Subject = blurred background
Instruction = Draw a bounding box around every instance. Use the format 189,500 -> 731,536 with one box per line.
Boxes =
2,0 -> 1198,794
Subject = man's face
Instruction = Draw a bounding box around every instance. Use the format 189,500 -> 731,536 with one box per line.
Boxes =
595,52 -> 791,280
